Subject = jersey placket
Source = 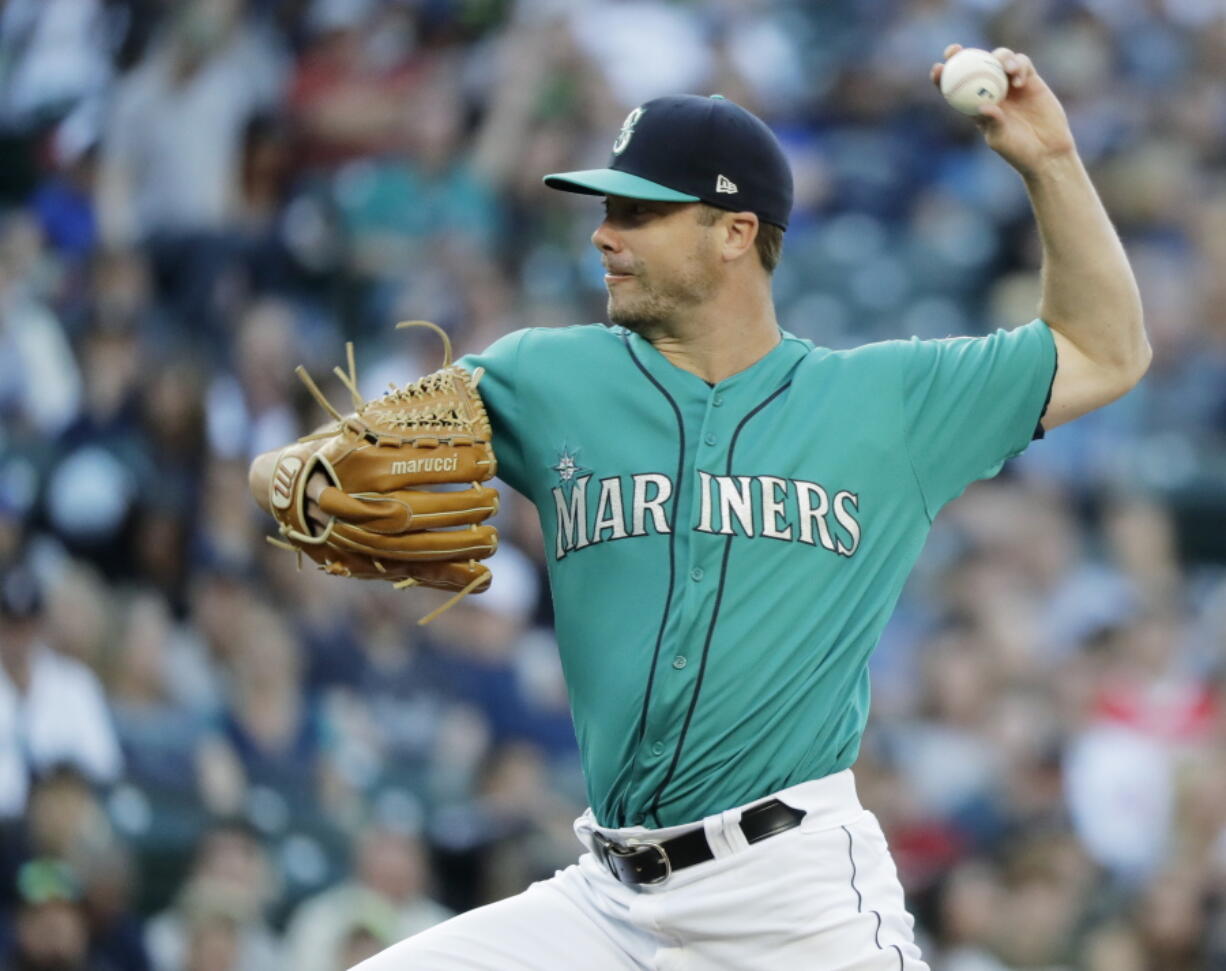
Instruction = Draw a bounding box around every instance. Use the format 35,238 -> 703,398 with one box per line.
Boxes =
619,330 -> 807,826
633,383 -> 731,824
617,382 -> 705,821
674,386 -> 728,679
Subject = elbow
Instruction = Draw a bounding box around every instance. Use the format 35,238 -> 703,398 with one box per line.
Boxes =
1070,312 -> 1152,399
1133,336 -> 1153,382
1095,306 -> 1151,390
1124,316 -> 1153,387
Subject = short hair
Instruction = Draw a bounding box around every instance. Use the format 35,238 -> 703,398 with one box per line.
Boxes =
697,204 -> 783,274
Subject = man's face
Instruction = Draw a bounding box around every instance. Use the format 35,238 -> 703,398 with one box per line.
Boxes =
591,197 -> 721,336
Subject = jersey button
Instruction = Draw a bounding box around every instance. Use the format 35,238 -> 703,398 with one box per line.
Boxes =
689,567 -> 703,582
712,395 -> 724,407
652,741 -> 665,756
704,433 -> 717,446
672,655 -> 687,670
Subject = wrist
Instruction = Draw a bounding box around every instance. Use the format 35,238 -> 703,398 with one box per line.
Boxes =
1020,149 -> 1084,187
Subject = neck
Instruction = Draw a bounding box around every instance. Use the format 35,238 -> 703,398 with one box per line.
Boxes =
639,280 -> 780,384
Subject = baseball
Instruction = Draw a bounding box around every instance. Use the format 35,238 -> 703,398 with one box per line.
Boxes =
940,48 -> 1008,115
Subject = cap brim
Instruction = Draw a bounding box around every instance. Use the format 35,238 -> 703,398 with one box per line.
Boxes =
542,168 -> 700,202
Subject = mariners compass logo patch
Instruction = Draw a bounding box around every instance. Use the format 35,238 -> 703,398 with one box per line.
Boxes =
552,446 -> 588,487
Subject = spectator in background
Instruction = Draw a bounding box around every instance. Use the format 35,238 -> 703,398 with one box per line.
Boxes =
144,821 -> 281,971
1063,617 -> 1187,882
0,0 -> 112,205
212,600 -> 319,805
97,0 -> 284,246
181,908 -> 239,971
287,0 -> 419,173
205,297 -> 301,462
309,589 -> 488,813
233,114 -> 299,294
22,769 -> 111,874
1130,863 -> 1209,969
96,0 -> 285,331
79,247 -> 160,341
932,861 -> 1009,971
28,104 -> 100,269
76,840 -> 151,971
42,560 -> 111,675
133,359 -> 207,608
43,319 -> 147,578
0,213 -> 81,440
423,542 -> 579,764
107,591 -> 210,795
283,824 -> 451,971
0,766 -> 117,945
332,21 -> 561,333
172,559 -> 255,725
193,461 -> 262,589
0,567 -> 121,820
0,499 -> 23,573
2,859 -> 105,971
334,919 -> 392,970
451,742 -> 584,907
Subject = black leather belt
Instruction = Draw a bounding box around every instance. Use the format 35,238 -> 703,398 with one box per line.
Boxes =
591,799 -> 806,886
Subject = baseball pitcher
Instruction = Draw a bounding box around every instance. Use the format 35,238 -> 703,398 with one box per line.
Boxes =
250,45 -> 1148,969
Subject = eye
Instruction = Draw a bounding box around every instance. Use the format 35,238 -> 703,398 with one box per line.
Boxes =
603,200 -> 655,223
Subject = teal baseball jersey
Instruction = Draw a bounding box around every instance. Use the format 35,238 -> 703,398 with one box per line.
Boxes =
459,319 -> 1056,828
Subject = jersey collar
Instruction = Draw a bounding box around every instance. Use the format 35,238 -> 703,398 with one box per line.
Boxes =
620,327 -> 810,400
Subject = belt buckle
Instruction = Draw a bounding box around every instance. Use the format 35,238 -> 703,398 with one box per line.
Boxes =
592,833 -> 672,886
624,838 -> 672,886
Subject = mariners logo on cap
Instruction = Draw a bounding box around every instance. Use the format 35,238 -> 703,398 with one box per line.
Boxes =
612,107 -> 644,155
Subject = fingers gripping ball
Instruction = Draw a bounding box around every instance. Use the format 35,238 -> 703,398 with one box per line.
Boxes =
940,48 -> 1008,116
266,320 -> 500,624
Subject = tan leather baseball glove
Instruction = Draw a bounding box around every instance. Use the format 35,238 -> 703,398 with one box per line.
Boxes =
265,321 -> 498,623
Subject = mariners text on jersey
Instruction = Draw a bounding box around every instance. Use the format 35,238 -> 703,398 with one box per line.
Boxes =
551,471 -> 862,560
460,319 -> 1055,828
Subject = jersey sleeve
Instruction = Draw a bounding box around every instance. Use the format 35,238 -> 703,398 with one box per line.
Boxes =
901,318 -> 1057,517
457,328 -> 534,496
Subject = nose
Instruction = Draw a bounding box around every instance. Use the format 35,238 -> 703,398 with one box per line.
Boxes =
591,217 -> 621,254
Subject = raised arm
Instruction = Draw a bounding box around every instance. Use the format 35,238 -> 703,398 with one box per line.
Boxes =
932,44 -> 1151,431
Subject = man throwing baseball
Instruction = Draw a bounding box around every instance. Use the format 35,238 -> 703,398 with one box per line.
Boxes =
251,45 -> 1147,968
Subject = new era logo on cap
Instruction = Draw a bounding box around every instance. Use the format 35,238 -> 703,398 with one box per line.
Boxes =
716,174 -> 738,194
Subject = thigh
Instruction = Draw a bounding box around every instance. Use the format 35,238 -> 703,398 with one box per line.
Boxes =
658,813 -> 928,971
350,865 -> 647,971
831,810 -> 928,970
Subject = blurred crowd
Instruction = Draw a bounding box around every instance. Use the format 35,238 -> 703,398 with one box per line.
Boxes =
0,0 -> 1223,968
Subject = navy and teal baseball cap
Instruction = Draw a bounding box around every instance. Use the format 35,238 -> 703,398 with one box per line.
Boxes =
544,94 -> 793,231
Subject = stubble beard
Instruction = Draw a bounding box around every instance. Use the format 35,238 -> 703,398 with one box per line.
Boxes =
607,253 -> 719,339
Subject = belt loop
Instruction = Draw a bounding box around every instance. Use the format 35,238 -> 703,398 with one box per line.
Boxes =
701,815 -> 728,859
721,806 -> 750,854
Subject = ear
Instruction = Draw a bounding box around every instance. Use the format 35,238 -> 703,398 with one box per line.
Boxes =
719,212 -> 759,264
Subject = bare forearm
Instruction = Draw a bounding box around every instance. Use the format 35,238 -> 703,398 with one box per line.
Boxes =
1025,153 -> 1148,373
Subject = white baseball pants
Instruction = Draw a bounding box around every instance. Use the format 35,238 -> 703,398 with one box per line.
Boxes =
353,770 -> 928,970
